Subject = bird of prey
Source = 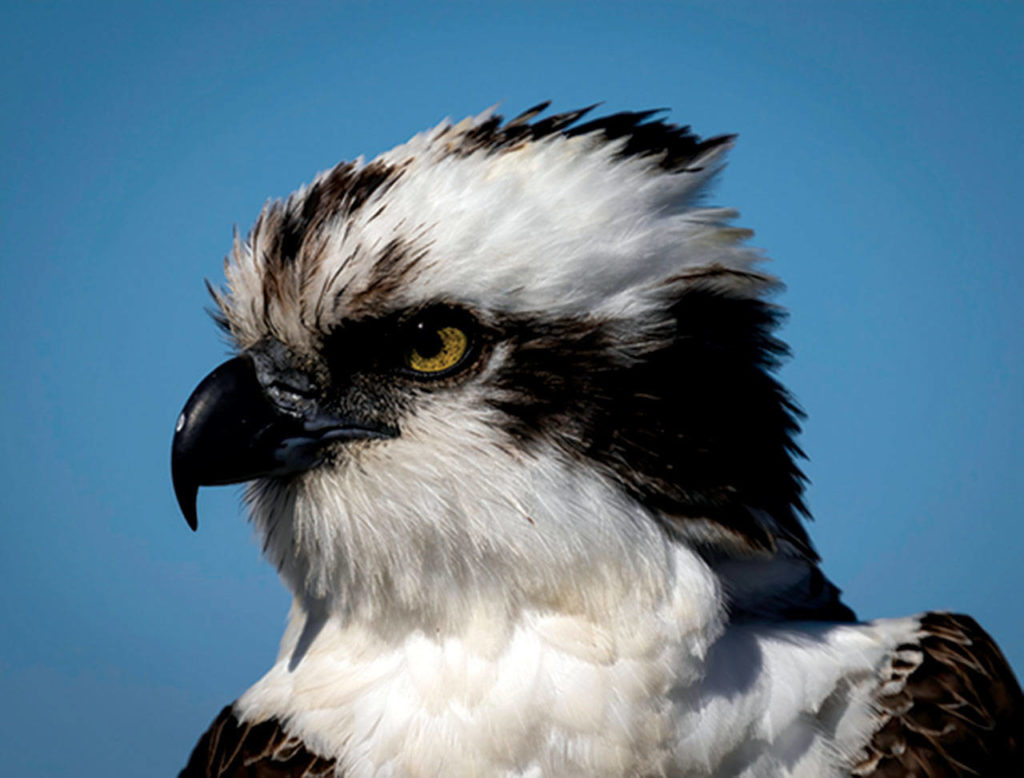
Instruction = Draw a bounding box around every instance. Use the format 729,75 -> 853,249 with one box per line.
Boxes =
171,103 -> 1022,777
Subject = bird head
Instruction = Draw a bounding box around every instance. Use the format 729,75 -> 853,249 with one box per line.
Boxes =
172,104 -> 810,624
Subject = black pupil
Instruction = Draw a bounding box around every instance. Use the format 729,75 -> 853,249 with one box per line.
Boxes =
412,322 -> 443,358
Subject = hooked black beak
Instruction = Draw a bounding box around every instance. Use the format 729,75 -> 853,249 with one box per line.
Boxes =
171,355 -> 393,531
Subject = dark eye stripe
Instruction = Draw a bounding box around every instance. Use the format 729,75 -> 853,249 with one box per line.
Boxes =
323,305 -> 484,380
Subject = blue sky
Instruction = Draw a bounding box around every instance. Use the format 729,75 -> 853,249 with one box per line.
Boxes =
2,2 -> 1021,774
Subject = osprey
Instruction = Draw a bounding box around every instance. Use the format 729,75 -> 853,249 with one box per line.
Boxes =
172,104 -> 1022,777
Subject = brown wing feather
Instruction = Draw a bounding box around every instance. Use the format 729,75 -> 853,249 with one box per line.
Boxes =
854,612 -> 1024,777
179,704 -> 337,778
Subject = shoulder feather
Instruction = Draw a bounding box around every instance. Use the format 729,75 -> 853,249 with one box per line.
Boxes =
854,612 -> 1024,776
179,705 -> 337,778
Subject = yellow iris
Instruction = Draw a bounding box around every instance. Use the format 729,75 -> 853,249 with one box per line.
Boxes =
405,326 -> 469,374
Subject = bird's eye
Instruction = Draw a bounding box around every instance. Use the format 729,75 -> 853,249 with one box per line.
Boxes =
403,318 -> 471,376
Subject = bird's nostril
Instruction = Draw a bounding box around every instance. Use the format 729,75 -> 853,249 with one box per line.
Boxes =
264,379 -> 320,418
267,380 -> 318,401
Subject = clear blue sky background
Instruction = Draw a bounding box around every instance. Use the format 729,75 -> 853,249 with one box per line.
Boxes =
2,2 -> 1021,774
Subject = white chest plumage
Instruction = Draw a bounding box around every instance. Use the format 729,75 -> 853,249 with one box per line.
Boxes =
235,547 -> 917,778
236,543 -> 719,777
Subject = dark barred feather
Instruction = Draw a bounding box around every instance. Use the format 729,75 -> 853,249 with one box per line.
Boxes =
180,705 -> 336,778
855,612 -> 1024,776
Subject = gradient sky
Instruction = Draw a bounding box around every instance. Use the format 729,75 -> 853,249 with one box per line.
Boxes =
2,2 -> 1022,775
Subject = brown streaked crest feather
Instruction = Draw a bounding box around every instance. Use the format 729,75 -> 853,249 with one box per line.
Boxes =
445,102 -> 733,171
256,158 -> 406,276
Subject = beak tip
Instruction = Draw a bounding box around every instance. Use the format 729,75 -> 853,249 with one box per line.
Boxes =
174,479 -> 200,531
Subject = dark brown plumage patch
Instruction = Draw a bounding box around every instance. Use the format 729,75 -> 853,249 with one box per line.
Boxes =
854,612 -> 1024,776
233,159 -> 407,338
488,287 -> 814,558
342,236 -> 432,319
444,101 -> 734,172
273,159 -> 403,271
179,705 -> 337,778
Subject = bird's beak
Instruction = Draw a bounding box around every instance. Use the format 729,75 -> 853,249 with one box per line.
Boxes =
171,355 -> 393,531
